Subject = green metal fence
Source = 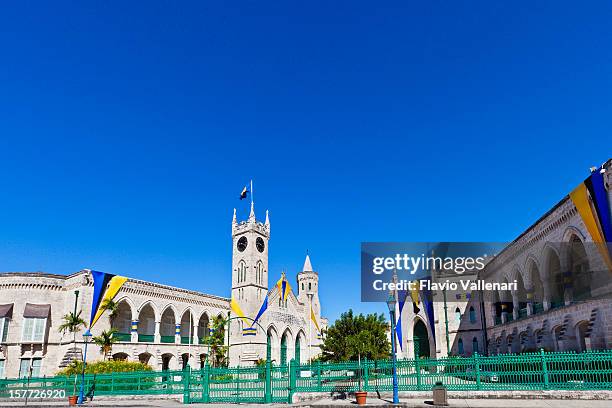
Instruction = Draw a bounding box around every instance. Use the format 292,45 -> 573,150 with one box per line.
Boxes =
1,350 -> 611,404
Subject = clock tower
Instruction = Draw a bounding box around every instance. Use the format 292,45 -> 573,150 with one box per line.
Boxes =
230,201 -> 270,364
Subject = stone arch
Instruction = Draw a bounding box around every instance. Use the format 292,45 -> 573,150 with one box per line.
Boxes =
543,245 -> 564,309
525,256 -> 544,314
138,352 -> 155,367
112,298 -> 133,336
280,328 -> 294,366
267,325 -> 280,365
114,296 -> 137,320
413,317 -> 432,358
112,352 -> 129,361
562,225 -> 587,243
160,305 -> 178,341
567,234 -> 591,301
295,330 -> 306,364
574,320 -> 590,352
137,300 -> 159,321
181,352 -> 195,369
161,353 -> 178,371
179,309 -> 196,344
515,272 -> 528,319
197,311 -> 210,344
137,302 -> 157,340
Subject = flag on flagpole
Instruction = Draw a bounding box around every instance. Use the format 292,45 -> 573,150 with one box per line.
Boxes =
230,297 -> 251,325
251,296 -> 269,327
89,271 -> 128,329
239,186 -> 249,200
276,274 -> 292,303
310,304 -> 321,336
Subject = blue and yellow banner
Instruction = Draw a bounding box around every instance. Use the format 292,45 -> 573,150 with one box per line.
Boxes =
276,274 -> 291,303
89,271 -> 128,329
570,167 -> 612,270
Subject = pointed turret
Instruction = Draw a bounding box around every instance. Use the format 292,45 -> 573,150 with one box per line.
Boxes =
232,208 -> 237,225
265,210 -> 270,230
248,201 -> 256,223
303,254 -> 313,272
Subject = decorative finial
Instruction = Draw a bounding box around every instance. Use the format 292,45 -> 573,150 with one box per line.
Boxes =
248,201 -> 255,222
265,209 -> 270,226
232,208 -> 237,224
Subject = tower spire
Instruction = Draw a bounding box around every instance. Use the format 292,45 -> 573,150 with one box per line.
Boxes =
303,253 -> 313,272
232,208 -> 237,225
248,179 -> 255,222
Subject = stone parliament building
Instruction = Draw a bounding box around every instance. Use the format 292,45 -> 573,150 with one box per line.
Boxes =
1,160 -> 612,378
395,159 -> 612,360
0,202 -> 328,378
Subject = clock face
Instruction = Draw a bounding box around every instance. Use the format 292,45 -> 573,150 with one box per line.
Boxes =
256,237 -> 265,253
237,236 -> 248,252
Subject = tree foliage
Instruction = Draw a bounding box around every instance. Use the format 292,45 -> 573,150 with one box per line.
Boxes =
206,315 -> 228,367
320,309 -> 390,362
101,299 -> 120,323
92,328 -> 118,360
57,360 -> 152,376
58,311 -> 87,337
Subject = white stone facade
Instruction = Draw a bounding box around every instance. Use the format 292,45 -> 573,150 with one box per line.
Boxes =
0,202 -> 327,378
396,159 -> 612,359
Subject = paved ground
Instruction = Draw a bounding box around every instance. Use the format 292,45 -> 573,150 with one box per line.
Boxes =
2,398 -> 612,408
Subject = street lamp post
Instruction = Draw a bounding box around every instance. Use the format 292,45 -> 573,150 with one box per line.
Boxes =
77,329 -> 92,405
386,294 -> 399,404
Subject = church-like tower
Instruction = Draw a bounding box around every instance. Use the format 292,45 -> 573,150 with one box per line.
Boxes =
230,202 -> 270,364
297,254 -> 322,347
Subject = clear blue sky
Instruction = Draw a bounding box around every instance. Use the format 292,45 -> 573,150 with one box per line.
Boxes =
1,1 -> 610,322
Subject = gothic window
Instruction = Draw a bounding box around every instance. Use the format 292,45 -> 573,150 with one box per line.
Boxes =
469,307 -> 476,323
472,337 -> 479,354
455,307 -> 461,323
309,282 -> 312,291
237,260 -> 247,283
458,338 -> 464,355
255,261 -> 264,284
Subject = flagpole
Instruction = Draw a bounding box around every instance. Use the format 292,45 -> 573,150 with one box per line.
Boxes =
250,179 -> 253,205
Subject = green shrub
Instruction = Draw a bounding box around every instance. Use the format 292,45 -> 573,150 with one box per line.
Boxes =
57,360 -> 153,376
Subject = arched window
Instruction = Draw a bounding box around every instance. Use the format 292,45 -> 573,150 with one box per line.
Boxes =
309,282 -> 312,291
255,261 -> 264,284
455,307 -> 461,323
469,307 -> 476,323
458,338 -> 464,355
472,337 -> 479,354
237,260 -> 247,283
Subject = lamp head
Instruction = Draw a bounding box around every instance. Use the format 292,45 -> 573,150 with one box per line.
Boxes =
83,329 -> 92,339
386,293 -> 397,312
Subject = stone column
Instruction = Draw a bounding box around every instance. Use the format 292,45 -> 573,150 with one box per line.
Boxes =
512,293 -> 519,320
130,320 -> 139,343
154,321 -> 161,343
175,323 -> 181,344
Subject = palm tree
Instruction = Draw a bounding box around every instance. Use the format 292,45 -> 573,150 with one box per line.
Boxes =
58,311 -> 87,345
93,328 -> 118,360
101,299 -> 120,323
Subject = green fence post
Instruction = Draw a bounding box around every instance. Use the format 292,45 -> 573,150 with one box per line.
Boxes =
363,357 -> 369,392
415,355 -> 421,391
540,349 -> 549,390
316,361 -> 322,392
289,359 -> 296,403
474,352 -> 481,390
203,363 -> 210,403
182,366 -> 191,404
265,338 -> 272,403
110,371 -> 115,393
